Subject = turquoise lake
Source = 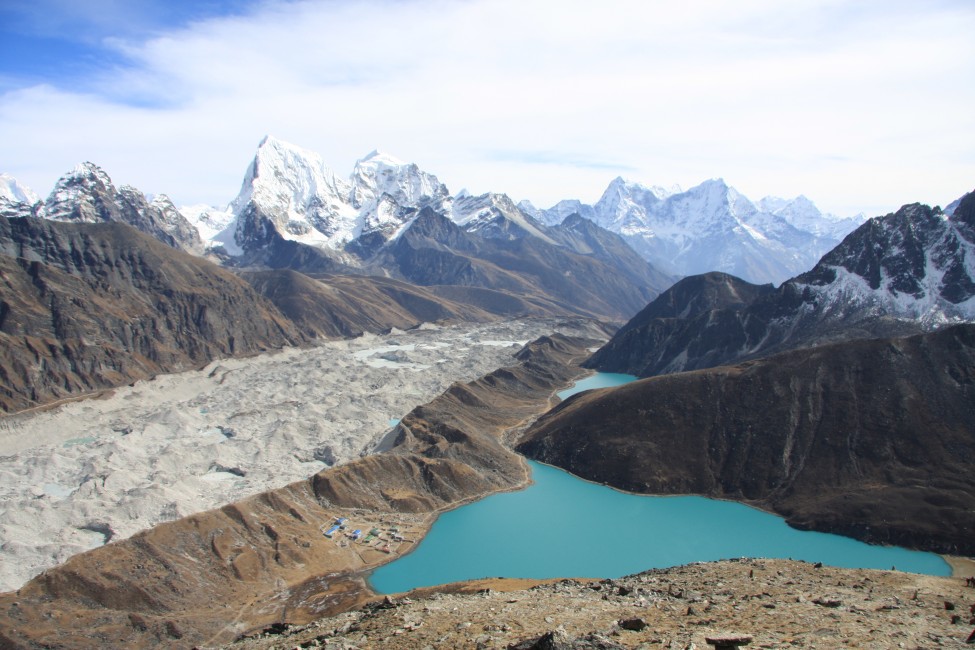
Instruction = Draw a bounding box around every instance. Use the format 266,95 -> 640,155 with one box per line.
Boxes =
369,373 -> 950,594
556,372 -> 638,400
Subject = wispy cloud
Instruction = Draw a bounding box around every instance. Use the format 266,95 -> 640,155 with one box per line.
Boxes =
487,150 -> 639,174
1,0 -> 973,215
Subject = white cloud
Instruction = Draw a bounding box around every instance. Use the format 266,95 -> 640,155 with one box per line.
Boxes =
1,0 -> 973,216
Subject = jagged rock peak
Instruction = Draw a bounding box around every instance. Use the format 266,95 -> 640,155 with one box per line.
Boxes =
241,135 -> 350,202
227,136 -> 450,253
795,196 -> 975,322
526,174 -> 865,284
42,162 -> 119,223
229,135 -> 356,251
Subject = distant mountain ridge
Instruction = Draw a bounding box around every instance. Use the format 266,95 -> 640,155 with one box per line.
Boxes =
0,138 -> 905,294
1,164 -> 205,254
0,139 -> 672,322
3,137 -> 969,325
196,137 -> 674,320
521,176 -> 869,285
588,189 -> 975,377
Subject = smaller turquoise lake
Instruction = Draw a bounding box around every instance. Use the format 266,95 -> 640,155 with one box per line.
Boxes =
556,372 -> 638,400
369,373 -> 950,594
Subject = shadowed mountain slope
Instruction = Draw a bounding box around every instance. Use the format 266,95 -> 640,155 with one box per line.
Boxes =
241,269 -> 500,338
0,216 -> 302,413
1,215 -> 582,414
370,207 -> 666,321
520,324 -> 975,555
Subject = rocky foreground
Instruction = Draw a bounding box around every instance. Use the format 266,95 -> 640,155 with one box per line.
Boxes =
231,558 -> 975,649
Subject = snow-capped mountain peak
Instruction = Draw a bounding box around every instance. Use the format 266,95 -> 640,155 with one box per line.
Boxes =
525,175 -> 869,284
229,135 -> 357,250
357,149 -> 405,166
451,191 -> 556,244
0,173 -> 40,206
234,135 -> 352,215
350,150 -> 448,213
181,204 -> 235,244
592,176 -> 669,235
4,163 -> 203,253
795,195 -> 975,325
759,194 -> 869,240
225,137 -> 451,255
42,162 -> 118,223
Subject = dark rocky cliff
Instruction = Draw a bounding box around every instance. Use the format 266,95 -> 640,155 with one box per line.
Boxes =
521,324 -> 975,555
0,216 -> 302,412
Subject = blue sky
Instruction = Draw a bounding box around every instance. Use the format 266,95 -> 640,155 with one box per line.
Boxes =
0,1 -> 250,89
1,0 -> 974,217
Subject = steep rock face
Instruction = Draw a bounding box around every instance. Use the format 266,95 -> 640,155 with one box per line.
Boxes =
797,198 -> 975,323
0,333 -> 596,649
532,177 -> 865,285
588,195 -> 975,376
0,216 -> 301,413
229,136 -> 358,252
38,163 -> 204,253
521,325 -> 975,554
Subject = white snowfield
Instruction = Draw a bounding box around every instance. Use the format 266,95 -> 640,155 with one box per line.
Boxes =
0,172 -> 40,205
0,319 -> 592,593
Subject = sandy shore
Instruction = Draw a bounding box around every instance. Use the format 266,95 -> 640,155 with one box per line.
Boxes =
0,318 -> 588,593
946,555 -> 975,578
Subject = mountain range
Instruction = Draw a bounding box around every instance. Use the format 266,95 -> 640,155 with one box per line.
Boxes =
3,136 -> 869,292
1,138 -> 673,323
588,190 -> 975,377
1,136 -> 974,648
521,176 -> 868,284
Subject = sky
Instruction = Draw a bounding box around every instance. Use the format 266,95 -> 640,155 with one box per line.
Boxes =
1,0 -> 973,218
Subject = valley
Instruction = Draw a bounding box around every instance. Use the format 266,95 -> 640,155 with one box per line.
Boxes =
0,137 -> 972,648
0,318 -> 597,594
0,327 -> 604,648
